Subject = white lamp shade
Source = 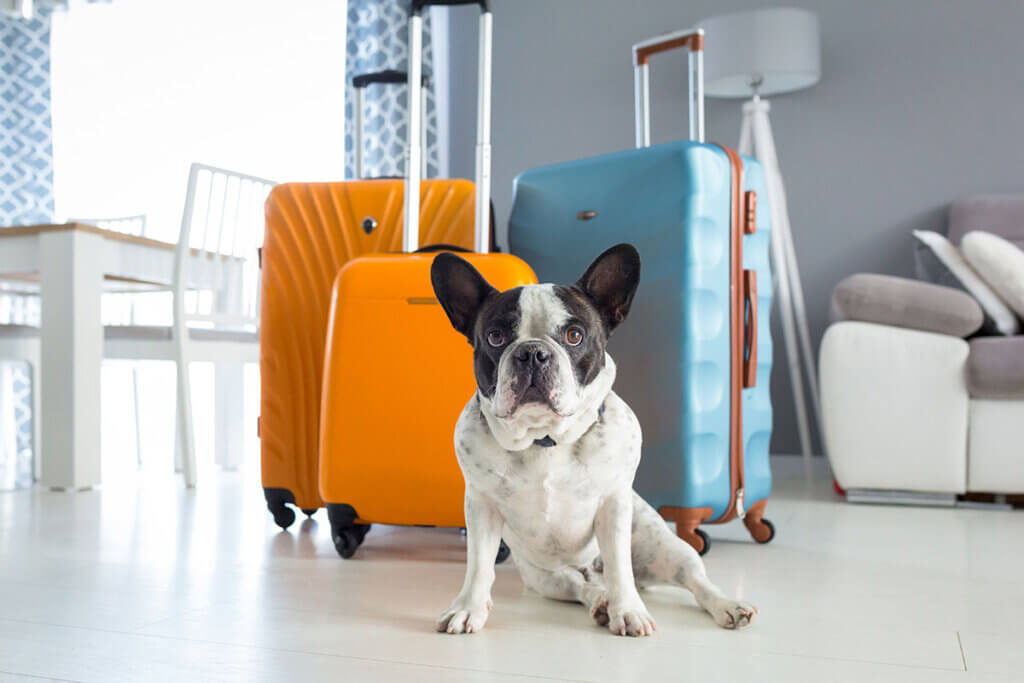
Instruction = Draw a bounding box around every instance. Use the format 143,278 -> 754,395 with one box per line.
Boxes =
699,7 -> 821,98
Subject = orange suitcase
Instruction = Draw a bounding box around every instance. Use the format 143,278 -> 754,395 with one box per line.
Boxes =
259,65 -> 494,528
318,1 -> 537,557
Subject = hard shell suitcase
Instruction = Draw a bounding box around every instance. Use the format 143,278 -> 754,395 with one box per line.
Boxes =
318,1 -> 538,558
260,68 -> 483,529
508,29 -> 774,554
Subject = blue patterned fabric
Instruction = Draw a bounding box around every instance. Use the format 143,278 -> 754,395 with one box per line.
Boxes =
1,7 -> 54,486
345,0 -> 439,179
0,6 -> 54,226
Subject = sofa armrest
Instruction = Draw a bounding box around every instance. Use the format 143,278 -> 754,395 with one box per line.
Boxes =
830,273 -> 984,338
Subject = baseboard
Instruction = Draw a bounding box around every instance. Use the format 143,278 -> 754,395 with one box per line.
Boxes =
845,488 -> 957,507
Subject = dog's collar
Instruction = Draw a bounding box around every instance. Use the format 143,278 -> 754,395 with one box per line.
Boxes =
532,402 -> 606,448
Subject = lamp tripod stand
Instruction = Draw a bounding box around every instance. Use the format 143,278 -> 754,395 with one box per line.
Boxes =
738,95 -> 823,463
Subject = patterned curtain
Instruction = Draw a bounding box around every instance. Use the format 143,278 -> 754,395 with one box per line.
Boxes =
0,7 -> 55,488
345,0 -> 439,179
0,6 -> 55,226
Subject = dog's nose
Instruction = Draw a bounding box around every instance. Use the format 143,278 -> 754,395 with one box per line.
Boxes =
513,343 -> 551,367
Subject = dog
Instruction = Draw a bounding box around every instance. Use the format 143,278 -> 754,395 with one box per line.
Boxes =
428,243 -> 757,637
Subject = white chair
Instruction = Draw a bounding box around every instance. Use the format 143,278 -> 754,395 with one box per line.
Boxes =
0,272 -> 42,486
104,164 -> 274,486
0,319 -> 40,488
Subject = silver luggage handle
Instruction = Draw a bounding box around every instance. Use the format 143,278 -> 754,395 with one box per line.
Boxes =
632,28 -> 705,147
351,70 -> 430,180
405,1 -> 492,254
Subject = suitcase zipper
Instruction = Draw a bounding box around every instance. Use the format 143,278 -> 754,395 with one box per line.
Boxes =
713,144 -> 746,524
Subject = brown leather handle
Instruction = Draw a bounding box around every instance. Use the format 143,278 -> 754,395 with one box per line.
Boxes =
633,28 -> 705,65
742,269 -> 758,389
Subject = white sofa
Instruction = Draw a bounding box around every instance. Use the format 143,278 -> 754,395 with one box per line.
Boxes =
820,197 -> 1024,503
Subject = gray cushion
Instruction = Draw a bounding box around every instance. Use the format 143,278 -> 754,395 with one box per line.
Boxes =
831,273 -> 984,338
968,336 -> 1024,399
948,195 -> 1024,250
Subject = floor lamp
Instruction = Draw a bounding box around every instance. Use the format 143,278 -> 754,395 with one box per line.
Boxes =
699,8 -> 823,463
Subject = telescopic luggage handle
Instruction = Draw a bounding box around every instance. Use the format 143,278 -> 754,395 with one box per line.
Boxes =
632,28 -> 705,147
404,0 -> 492,254
351,70 -> 431,180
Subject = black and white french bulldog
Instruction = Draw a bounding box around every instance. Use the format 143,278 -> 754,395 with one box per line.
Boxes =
429,244 -> 757,637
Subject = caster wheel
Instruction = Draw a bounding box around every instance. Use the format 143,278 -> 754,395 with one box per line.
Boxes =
327,503 -> 371,559
301,509 -> 317,518
694,528 -> 711,556
271,504 -> 295,530
333,523 -> 372,558
264,487 -> 298,530
495,539 -> 511,564
333,528 -> 361,559
753,518 -> 775,544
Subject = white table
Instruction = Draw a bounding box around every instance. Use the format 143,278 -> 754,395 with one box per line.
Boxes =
0,223 -> 243,490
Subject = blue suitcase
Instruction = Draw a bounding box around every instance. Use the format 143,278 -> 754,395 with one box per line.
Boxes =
508,29 -> 773,554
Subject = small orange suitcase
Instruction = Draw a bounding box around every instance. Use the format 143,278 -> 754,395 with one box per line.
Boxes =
318,1 -> 537,558
260,67 -> 488,529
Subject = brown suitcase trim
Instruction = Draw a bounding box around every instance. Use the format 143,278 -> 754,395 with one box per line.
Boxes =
716,144 -> 745,524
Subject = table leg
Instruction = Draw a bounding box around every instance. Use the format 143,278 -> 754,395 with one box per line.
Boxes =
39,230 -> 104,490
215,362 -> 245,470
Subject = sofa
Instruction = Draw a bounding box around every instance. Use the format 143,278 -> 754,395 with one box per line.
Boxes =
819,196 -> 1024,504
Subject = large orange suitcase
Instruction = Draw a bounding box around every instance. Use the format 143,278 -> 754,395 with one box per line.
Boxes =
318,1 -> 537,558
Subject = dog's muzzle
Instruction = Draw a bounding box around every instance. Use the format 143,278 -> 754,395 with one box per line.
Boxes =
499,339 -> 562,413
513,342 -> 552,403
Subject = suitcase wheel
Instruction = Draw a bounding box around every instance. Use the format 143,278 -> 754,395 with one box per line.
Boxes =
264,488 -> 298,530
301,509 -> 318,518
327,503 -> 371,559
694,528 -> 710,556
496,539 -> 511,564
271,505 -> 296,530
747,517 -> 775,544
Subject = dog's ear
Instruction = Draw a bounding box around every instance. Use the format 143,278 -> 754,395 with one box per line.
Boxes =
574,243 -> 641,334
431,252 -> 497,341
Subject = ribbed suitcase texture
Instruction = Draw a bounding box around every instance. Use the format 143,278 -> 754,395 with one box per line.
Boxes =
259,179 -> 479,527
508,141 -> 774,551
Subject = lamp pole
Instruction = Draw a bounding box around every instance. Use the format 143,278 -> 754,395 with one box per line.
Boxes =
738,96 -> 823,464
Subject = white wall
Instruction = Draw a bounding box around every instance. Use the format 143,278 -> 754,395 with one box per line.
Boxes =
51,0 -> 347,242
49,0 -> 347,479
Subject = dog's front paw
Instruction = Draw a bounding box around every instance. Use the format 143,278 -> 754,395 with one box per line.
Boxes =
709,599 -> 758,630
606,598 -> 656,637
436,597 -> 493,634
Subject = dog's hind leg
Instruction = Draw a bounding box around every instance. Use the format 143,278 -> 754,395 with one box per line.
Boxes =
629,492 -> 758,629
515,558 -> 611,627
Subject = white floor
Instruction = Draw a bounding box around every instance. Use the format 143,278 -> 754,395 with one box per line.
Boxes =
0,457 -> 1021,683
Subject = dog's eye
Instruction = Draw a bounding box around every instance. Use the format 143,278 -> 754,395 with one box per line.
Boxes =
564,326 -> 584,346
486,329 -> 506,347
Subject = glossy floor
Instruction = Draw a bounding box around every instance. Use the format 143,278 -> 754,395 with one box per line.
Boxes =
0,457 -> 1021,682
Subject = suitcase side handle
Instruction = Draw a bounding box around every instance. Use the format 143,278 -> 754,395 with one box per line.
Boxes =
742,269 -> 758,389
405,5 -> 492,254
632,28 -> 704,147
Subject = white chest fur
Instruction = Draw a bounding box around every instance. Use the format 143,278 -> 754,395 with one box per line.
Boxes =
454,388 -> 641,570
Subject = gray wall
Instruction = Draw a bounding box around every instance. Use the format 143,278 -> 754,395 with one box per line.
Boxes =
443,0 -> 1024,455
